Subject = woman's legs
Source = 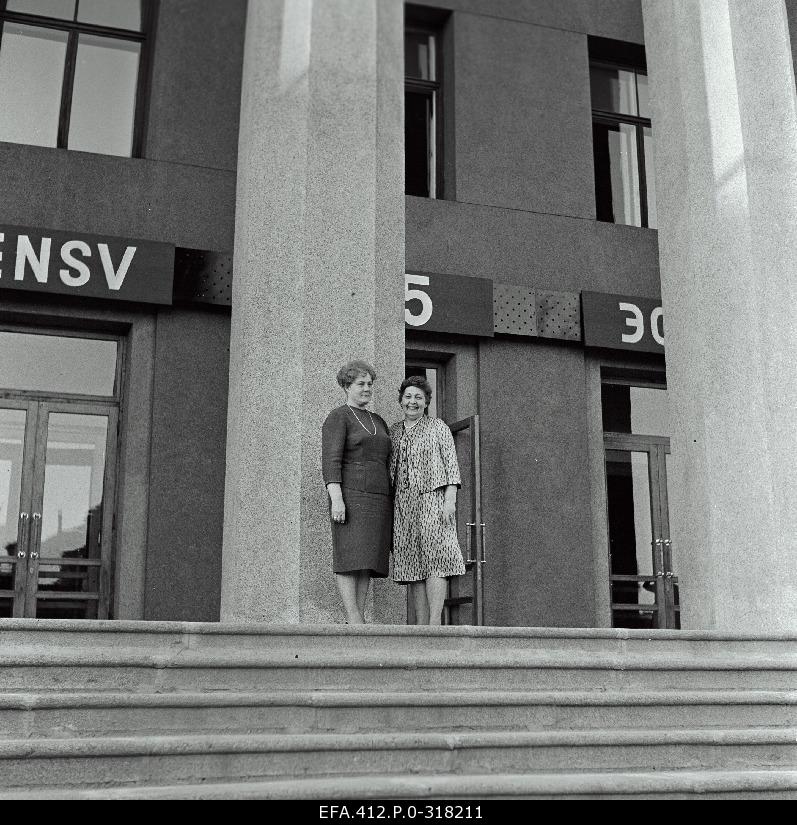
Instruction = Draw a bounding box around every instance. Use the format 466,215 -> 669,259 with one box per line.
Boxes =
410,580 -> 430,625
425,577 -> 448,626
335,572 -> 364,623
355,570 -> 371,619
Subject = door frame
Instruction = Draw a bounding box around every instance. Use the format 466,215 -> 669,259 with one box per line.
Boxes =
0,324 -> 124,619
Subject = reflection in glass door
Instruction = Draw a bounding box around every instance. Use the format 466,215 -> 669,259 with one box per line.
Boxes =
30,408 -> 115,619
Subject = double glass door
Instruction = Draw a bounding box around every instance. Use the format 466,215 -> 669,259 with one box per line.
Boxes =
0,399 -> 117,619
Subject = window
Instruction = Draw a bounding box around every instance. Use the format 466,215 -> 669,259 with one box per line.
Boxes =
589,38 -> 656,229
405,19 -> 442,198
0,0 -> 155,157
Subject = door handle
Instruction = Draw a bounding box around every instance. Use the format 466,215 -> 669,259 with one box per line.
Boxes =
465,522 -> 476,564
479,522 -> 487,565
17,512 -> 29,559
29,513 -> 42,560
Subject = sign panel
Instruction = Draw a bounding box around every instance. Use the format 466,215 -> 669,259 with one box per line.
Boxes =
582,291 -> 664,353
405,271 -> 494,337
0,225 -> 175,305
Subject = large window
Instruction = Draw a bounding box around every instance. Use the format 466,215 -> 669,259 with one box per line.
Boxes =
0,0 -> 155,157
590,38 -> 656,229
405,17 -> 442,198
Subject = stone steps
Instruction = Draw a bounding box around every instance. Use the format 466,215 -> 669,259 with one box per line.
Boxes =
1,690 -> 795,738
3,650 -> 796,691
2,619 -> 796,657
0,621 -> 795,798
0,728 -> 794,790
2,770 -> 796,800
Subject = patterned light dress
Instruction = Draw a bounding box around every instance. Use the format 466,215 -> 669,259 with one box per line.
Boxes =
389,416 -> 466,584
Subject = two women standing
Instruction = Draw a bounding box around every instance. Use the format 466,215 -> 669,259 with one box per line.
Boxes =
321,361 -> 464,625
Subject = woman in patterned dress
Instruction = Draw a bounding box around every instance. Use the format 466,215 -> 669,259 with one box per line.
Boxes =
322,360 -> 392,624
389,376 -> 466,625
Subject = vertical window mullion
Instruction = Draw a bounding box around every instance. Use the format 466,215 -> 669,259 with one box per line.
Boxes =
132,0 -> 157,158
57,27 -> 78,149
637,121 -> 649,228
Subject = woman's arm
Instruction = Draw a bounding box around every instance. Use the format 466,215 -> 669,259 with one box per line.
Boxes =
322,411 -> 347,522
442,484 -> 457,525
437,420 -> 462,487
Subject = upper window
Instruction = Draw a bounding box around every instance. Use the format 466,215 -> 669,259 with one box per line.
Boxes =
0,0 -> 154,157
589,38 -> 656,229
405,18 -> 442,198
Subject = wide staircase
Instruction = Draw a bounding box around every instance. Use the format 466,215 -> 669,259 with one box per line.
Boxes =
0,621 -> 795,799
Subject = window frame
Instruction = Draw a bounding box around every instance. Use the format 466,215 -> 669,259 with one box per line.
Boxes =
0,0 -> 158,158
590,57 -> 653,229
404,21 -> 444,199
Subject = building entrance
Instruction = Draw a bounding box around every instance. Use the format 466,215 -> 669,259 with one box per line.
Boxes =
601,374 -> 679,629
0,329 -> 120,619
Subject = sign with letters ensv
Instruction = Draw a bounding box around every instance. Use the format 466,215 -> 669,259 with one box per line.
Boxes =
582,291 -> 664,353
0,225 -> 175,305
404,271 -> 494,337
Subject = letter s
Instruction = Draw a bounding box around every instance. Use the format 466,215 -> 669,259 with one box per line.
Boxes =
59,241 -> 92,287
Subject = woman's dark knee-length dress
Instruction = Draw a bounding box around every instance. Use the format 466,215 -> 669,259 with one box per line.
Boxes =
322,405 -> 392,577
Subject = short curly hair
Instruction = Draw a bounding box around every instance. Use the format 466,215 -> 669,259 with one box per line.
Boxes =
399,375 -> 433,407
336,360 -> 377,389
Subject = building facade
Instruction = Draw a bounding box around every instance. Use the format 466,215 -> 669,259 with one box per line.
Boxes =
0,0 -> 794,631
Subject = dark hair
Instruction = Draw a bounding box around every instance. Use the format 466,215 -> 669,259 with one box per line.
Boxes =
399,375 -> 433,409
336,360 -> 377,389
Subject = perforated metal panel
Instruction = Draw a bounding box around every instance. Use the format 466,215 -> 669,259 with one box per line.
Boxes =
537,291 -> 581,341
493,283 -> 538,336
173,249 -> 233,306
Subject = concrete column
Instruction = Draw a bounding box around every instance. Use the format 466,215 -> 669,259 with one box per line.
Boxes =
642,0 -> 797,631
221,0 -> 406,624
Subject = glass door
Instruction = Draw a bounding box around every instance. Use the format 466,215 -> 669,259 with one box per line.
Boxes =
0,402 -> 35,618
604,435 -> 679,629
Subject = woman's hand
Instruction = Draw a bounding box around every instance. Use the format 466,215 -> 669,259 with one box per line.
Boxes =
327,483 -> 346,524
443,486 -> 457,526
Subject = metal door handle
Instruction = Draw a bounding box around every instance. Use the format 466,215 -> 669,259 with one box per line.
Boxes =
655,571 -> 664,578
30,513 -> 42,560
665,572 -> 674,579
17,512 -> 29,559
464,522 -> 476,563
479,522 -> 487,565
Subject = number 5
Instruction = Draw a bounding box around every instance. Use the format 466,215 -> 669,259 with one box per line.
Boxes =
405,273 -> 433,327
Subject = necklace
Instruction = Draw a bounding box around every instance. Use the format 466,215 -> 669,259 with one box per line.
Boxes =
403,417 -> 422,431
347,405 -> 377,436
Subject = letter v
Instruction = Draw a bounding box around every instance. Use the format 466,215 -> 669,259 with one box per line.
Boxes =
99,244 -> 137,291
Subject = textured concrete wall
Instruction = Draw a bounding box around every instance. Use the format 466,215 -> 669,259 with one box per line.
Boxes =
478,341 -> 594,628
408,0 -> 645,42
145,309 -> 230,621
146,0 -> 246,170
407,198 -> 660,297
454,15 -> 594,216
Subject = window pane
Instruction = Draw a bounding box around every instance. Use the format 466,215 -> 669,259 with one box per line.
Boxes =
593,121 -> 641,227
405,31 -> 434,81
637,73 -> 650,119
5,0 -> 75,19
605,450 -> 654,578
68,34 -> 140,156
0,23 -> 67,148
590,66 -> 638,116
0,332 -> 117,396
644,127 -> 657,229
77,0 -> 142,31
406,90 -> 434,197
601,384 -> 669,437
0,408 -> 27,564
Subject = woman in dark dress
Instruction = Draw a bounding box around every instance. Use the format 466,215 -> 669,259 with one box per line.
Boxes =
322,360 -> 392,624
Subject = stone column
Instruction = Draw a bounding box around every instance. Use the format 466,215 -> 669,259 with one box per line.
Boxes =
221,0 -> 406,624
642,0 -> 797,632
